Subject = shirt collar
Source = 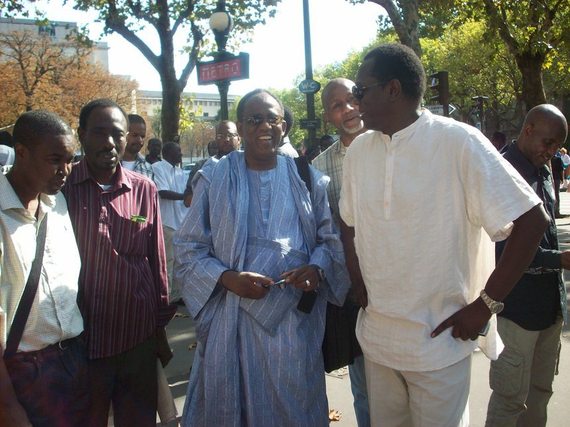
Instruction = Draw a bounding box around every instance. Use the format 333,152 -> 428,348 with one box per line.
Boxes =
505,143 -> 549,180
68,159 -> 133,191
0,172 -> 56,213
391,109 -> 430,140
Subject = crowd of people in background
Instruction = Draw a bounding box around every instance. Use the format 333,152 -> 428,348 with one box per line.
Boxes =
1,42 -> 568,427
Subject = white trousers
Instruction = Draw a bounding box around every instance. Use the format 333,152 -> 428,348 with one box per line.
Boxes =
162,225 -> 180,302
365,355 -> 471,427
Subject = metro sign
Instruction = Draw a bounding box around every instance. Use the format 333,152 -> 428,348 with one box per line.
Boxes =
197,52 -> 249,85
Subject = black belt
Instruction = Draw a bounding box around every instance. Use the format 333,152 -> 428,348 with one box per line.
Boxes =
4,335 -> 82,361
524,267 -> 561,275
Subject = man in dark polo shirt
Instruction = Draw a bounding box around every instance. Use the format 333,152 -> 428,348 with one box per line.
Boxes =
486,104 -> 569,427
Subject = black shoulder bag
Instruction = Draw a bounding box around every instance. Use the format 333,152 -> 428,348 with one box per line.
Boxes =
294,157 -> 362,373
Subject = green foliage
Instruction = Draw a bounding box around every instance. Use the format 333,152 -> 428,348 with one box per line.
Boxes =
70,0 -> 282,142
272,85 -> 309,149
0,0 -> 36,17
270,36 -> 392,148
421,20 -> 522,132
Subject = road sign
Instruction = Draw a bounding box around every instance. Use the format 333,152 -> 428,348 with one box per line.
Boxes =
425,104 -> 444,116
197,52 -> 249,85
298,79 -> 321,94
299,118 -> 321,130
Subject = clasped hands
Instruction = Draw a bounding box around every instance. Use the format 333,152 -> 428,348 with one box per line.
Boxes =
219,265 -> 321,299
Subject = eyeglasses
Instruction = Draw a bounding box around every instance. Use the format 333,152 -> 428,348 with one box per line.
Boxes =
244,114 -> 284,128
216,132 -> 239,140
351,82 -> 385,101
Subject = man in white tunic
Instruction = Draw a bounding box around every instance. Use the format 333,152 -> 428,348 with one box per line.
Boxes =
339,43 -> 549,427
153,142 -> 188,302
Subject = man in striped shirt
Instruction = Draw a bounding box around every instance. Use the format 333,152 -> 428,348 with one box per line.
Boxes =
63,99 -> 171,427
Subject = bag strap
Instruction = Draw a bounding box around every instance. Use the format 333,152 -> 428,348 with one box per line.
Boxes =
294,156 -> 312,194
4,213 -> 48,358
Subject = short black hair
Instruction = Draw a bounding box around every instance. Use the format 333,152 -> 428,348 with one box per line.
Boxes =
216,120 -> 236,132
0,130 -> 13,147
236,89 -> 284,122
283,106 -> 294,138
162,141 -> 179,157
79,98 -> 128,130
128,114 -> 146,126
13,110 -> 72,149
148,137 -> 162,147
363,43 -> 426,102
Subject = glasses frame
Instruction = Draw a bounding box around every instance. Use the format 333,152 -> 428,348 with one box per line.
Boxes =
352,82 -> 385,101
244,114 -> 285,128
216,132 -> 239,140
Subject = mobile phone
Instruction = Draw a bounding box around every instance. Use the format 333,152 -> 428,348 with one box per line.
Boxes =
478,321 -> 490,337
273,279 -> 287,289
297,290 -> 318,314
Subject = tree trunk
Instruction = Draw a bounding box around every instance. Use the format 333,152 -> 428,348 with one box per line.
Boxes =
369,0 -> 422,57
161,76 -> 181,143
515,52 -> 547,112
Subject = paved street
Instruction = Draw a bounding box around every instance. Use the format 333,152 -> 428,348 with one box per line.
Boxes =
159,191 -> 570,426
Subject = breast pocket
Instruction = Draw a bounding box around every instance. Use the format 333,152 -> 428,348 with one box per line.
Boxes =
110,215 -> 151,256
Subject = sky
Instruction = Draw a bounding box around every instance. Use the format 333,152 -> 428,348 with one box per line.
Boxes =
26,0 -> 383,96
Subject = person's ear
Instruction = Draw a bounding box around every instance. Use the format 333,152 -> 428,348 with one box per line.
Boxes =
387,79 -> 402,100
14,142 -> 28,161
77,127 -> 86,147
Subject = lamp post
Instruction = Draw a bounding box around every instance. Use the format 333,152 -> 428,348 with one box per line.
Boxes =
300,0 -> 320,149
209,1 -> 233,120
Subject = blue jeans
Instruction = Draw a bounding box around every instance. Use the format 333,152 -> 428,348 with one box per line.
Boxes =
349,354 -> 370,427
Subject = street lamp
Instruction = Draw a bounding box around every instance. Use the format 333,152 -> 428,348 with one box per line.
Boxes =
209,1 -> 233,120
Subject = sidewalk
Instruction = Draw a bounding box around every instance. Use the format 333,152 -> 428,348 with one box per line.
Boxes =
159,191 -> 570,426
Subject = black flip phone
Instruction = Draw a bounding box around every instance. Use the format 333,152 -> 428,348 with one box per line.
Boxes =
478,322 -> 490,337
297,290 -> 318,314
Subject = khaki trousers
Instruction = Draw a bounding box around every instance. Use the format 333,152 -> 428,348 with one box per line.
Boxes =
365,355 -> 470,427
485,316 -> 562,427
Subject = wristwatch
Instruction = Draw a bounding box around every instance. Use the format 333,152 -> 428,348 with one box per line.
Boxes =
480,290 -> 504,314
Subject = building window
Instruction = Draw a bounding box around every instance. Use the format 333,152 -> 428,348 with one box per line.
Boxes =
38,24 -> 56,37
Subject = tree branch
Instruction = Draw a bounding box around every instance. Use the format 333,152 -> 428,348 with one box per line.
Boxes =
482,0 -> 519,56
173,0 -> 195,34
178,20 -> 202,91
105,17 -> 160,71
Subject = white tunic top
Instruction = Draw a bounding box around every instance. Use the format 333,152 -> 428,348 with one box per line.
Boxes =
152,160 -> 188,230
339,110 -> 541,371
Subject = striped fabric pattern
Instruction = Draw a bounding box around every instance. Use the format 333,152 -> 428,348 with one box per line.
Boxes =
62,161 -> 169,359
174,152 -> 349,426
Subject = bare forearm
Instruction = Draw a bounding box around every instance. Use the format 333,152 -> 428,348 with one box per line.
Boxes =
340,220 -> 368,307
485,204 -> 549,300
340,220 -> 363,285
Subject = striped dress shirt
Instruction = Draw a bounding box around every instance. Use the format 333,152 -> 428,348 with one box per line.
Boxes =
312,138 -> 344,220
63,161 -> 170,359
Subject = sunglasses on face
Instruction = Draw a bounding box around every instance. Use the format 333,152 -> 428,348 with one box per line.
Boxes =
244,114 -> 285,127
351,82 -> 385,101
216,133 -> 239,139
